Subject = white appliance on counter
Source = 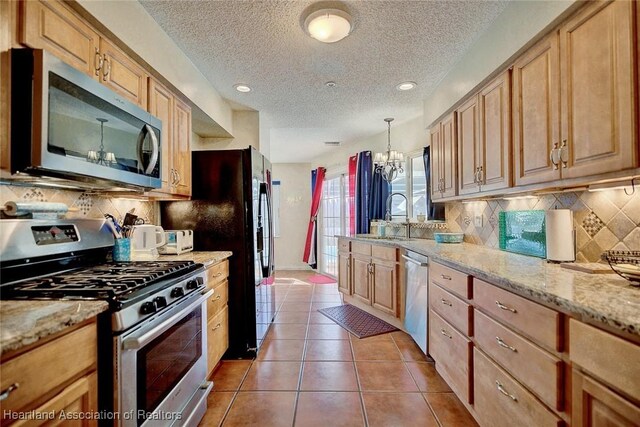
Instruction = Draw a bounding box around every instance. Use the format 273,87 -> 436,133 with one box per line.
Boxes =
131,224 -> 166,260
403,251 -> 429,354
159,230 -> 194,255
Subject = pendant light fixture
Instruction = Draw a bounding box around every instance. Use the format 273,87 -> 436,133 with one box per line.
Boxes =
374,118 -> 404,182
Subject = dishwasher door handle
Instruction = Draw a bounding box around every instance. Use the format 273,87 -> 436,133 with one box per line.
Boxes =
402,254 -> 428,267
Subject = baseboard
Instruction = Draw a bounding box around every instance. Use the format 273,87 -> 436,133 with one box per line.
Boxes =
275,266 -> 315,271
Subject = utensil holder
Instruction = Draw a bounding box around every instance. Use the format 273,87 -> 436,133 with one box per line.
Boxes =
113,238 -> 131,262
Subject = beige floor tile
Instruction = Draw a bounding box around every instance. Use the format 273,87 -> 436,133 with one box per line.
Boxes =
300,361 -> 359,391
294,392 -> 365,427
240,361 -> 302,391
256,339 -> 306,361
307,324 -> 350,340
351,336 -> 402,361
266,323 -> 308,340
211,361 -> 252,391
405,362 -> 451,392
274,311 -> 310,324
356,362 -> 419,392
304,339 -> 353,361
199,392 -> 235,427
362,392 -> 438,427
222,392 -> 296,427
424,392 -> 478,426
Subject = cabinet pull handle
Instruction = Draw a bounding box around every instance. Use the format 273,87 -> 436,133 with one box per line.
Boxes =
496,336 -> 517,352
175,170 -> 181,185
560,139 -> 568,168
215,295 -> 221,300
94,48 -> 103,75
440,274 -> 452,280
440,329 -> 452,339
0,383 -> 19,401
496,380 -> 518,401
212,323 -> 221,331
495,300 -> 517,313
441,298 -> 452,307
549,142 -> 559,170
102,55 -> 111,81
213,272 -> 223,277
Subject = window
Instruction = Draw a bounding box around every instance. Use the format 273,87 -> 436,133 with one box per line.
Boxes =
319,174 -> 349,277
390,151 -> 427,219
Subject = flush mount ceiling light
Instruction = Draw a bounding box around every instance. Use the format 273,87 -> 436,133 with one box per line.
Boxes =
396,81 -> 417,91
234,84 -> 251,93
304,8 -> 352,43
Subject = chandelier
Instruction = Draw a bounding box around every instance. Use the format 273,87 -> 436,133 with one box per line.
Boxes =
374,118 -> 404,182
87,118 -> 116,166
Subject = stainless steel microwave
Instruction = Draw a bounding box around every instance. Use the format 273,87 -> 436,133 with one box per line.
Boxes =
10,49 -> 162,190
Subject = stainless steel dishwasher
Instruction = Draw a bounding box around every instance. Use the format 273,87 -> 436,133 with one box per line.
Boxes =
402,251 -> 429,354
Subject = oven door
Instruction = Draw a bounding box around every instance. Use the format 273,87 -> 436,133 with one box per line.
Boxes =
117,288 -> 213,426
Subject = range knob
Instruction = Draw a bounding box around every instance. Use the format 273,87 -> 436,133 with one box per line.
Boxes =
186,279 -> 199,290
171,287 -> 184,298
154,296 -> 167,309
140,301 -> 157,315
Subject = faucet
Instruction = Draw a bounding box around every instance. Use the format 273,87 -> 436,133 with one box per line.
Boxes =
385,192 -> 411,238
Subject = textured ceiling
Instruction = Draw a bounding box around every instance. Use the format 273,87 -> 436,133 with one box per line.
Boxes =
140,0 -> 509,162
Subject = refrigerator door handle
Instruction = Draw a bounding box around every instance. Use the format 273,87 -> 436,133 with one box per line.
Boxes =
265,186 -> 275,278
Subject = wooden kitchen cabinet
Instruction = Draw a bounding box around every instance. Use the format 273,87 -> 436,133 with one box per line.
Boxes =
21,0 -> 101,77
351,253 -> 372,305
430,112 -> 457,200
371,259 -> 397,317
205,259 -> 230,377
572,370 -> 640,427
0,322 -> 98,425
457,71 -> 511,195
147,78 -> 193,199
512,33 -> 561,186
98,38 -> 148,108
559,0 -> 638,179
338,252 -> 351,295
173,97 -> 192,197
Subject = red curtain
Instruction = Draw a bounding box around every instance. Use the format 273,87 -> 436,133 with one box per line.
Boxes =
303,167 -> 326,265
348,155 -> 357,236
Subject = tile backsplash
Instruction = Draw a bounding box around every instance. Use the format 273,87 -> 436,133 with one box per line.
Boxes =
0,184 -> 158,224
445,189 -> 640,262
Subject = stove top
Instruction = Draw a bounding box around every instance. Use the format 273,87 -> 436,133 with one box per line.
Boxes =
1,260 -> 200,302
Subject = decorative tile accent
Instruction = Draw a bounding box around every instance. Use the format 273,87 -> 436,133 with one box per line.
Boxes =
444,190 -> 639,262
582,211 -> 605,238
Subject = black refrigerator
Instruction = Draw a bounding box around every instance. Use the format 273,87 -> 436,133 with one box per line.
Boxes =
161,147 -> 275,358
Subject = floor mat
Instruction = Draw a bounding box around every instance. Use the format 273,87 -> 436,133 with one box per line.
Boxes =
318,304 -> 398,338
306,274 -> 337,284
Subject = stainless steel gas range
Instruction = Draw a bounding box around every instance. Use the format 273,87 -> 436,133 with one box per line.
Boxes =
0,219 -> 212,426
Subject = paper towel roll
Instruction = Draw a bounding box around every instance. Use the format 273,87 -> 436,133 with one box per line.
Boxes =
545,209 -> 575,262
3,202 -> 69,219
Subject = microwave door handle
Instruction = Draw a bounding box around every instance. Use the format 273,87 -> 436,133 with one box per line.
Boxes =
122,289 -> 213,350
137,124 -> 159,175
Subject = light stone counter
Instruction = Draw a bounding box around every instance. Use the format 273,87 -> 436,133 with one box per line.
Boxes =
159,251 -> 232,268
341,236 -> 640,338
0,300 -> 108,356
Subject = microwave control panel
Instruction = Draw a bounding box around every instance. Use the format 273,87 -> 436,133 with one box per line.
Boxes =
31,225 -> 79,245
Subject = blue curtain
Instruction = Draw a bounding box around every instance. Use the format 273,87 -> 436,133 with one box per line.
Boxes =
355,151 -> 372,234
369,167 -> 390,221
423,146 -> 445,221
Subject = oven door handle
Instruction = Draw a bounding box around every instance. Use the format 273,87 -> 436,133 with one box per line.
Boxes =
122,288 -> 213,350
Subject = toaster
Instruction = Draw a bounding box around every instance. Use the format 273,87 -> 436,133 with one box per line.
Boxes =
159,230 -> 194,255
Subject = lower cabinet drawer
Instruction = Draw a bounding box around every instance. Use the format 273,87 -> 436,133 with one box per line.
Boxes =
474,348 -> 562,427
429,309 -> 472,403
0,323 -> 97,415
207,280 -> 228,320
207,305 -> 229,375
474,310 -> 563,410
429,282 -> 472,335
206,260 -> 229,287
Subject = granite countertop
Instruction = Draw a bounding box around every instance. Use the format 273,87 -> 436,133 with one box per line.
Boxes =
0,300 -> 109,356
341,236 -> 640,338
159,251 -> 232,267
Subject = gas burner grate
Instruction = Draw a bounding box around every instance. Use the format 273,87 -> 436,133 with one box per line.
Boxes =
2,260 -> 197,300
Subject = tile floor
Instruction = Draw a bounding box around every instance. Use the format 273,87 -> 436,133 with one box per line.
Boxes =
199,271 -> 478,427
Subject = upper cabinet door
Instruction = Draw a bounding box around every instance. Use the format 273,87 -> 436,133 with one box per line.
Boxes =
173,97 -> 192,197
512,33 -> 561,186
21,0 -> 101,77
559,0 -> 638,179
441,112 -> 457,199
430,124 -> 443,200
148,79 -> 174,194
99,39 -> 148,108
479,70 -> 512,192
457,95 -> 480,195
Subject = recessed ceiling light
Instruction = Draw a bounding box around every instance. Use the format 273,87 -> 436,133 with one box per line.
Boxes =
396,81 -> 417,91
234,84 -> 251,93
304,8 -> 352,43
324,141 -> 341,146
325,81 -> 337,87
